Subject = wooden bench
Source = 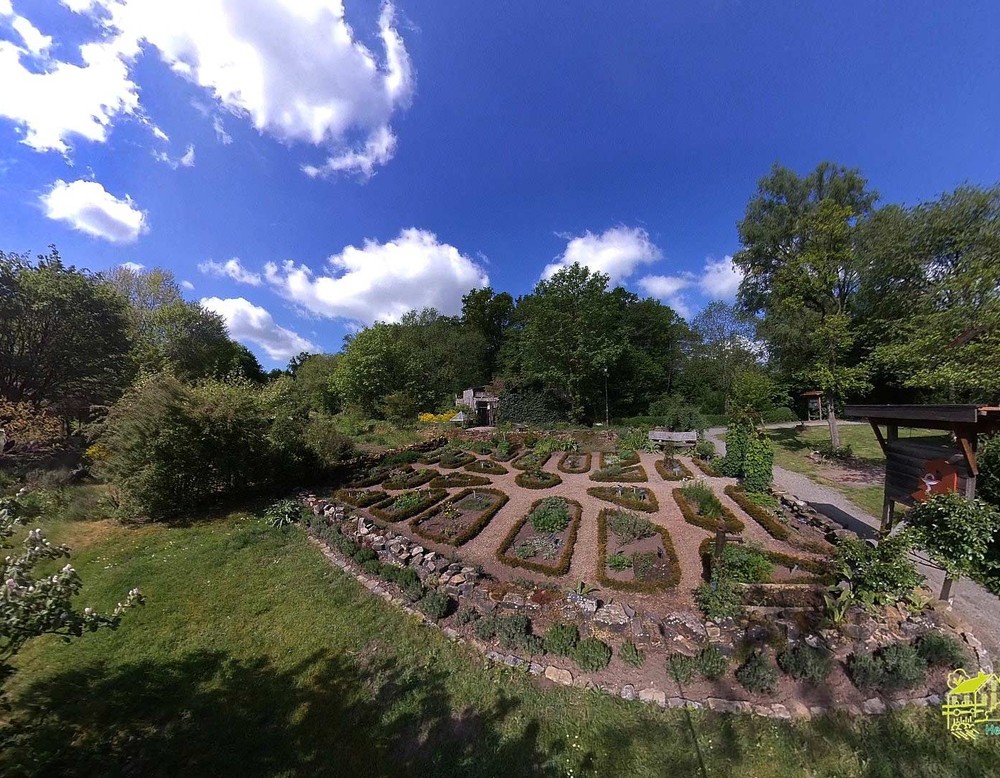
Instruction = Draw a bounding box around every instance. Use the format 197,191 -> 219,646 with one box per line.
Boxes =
648,429 -> 698,448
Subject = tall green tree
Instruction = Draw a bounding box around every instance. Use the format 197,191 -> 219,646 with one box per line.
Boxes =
461,287 -> 514,380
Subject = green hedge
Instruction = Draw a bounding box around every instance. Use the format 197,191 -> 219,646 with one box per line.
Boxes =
465,459 -> 509,475
672,487 -> 744,533
381,468 -> 436,490
496,497 -> 582,576
654,458 -> 693,481
597,508 -> 680,592
512,451 -> 552,471
762,407 -> 799,424
557,451 -> 592,474
410,487 -> 509,546
724,485 -> 789,541
369,489 -> 448,522
691,457 -> 721,478
429,472 -> 492,489
586,486 -> 659,513
589,465 -> 648,483
497,388 -> 564,426
515,470 -> 563,489
438,451 -> 476,469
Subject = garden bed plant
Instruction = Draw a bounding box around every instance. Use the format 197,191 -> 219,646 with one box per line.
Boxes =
411,487 -> 509,545
673,482 -> 744,533
599,450 -> 640,468
418,445 -> 449,464
654,457 -> 693,481
589,464 -> 648,483
368,488 -> 448,522
515,469 -> 563,490
586,485 -> 659,513
347,465 -> 396,488
597,508 -> 680,592
691,457 -> 721,478
429,472 -> 492,489
438,449 -> 477,469
724,485 -> 834,554
512,450 -> 553,471
381,467 -> 437,490
496,496 -> 582,576
333,488 -> 389,508
490,441 -> 520,462
697,537 -> 830,585
557,451 -> 592,474
465,459 -> 509,475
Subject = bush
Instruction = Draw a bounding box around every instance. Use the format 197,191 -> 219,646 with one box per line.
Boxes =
777,644 -> 833,684
608,553 -> 632,571
915,632 -> 967,668
497,388 -> 563,426
907,492 -> 1000,580
836,533 -> 923,609
455,607 -> 480,626
848,643 -> 926,691
620,641 -> 645,668
720,543 -> 774,584
515,470 -> 562,490
980,434 -> 1000,509
695,439 -> 716,461
847,652 -> 884,690
303,415 -> 355,467
741,432 -> 774,493
697,646 -> 728,680
573,638 -> 612,672
263,499 -> 304,528
529,497 -> 571,533
646,395 -> 707,432
679,481 -> 724,520
668,653 -> 697,684
354,547 -> 377,564
543,622 -> 579,656
762,406 -> 799,424
696,575 -> 743,620
417,591 -> 451,620
361,559 -> 383,576
736,650 -> 778,694
606,510 -> 655,544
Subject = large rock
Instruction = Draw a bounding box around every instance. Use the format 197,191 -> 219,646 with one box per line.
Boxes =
544,666 -> 574,686
638,688 -> 666,706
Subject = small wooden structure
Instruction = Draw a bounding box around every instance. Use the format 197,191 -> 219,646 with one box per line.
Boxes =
455,387 -> 499,427
802,390 -> 825,421
648,429 -> 698,449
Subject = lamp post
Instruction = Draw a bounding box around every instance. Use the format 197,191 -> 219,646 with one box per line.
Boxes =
603,367 -> 609,427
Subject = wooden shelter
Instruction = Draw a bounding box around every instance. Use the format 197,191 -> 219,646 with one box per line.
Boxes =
802,390 -> 825,421
844,404 -> 1000,532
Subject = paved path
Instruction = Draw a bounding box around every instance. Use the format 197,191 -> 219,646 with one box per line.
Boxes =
706,424 -> 1000,664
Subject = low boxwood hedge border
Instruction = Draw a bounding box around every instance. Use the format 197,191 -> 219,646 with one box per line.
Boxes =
334,488 -> 389,507
347,468 -> 393,488
512,451 -> 553,471
599,451 -> 640,468
418,446 -> 449,464
672,487 -> 745,533
654,458 -> 694,481
465,459 -> 509,475
557,451 -> 592,474
586,486 -> 659,513
597,508 -> 680,592
723,485 -> 790,541
410,487 -> 510,546
515,471 -> 563,490
696,537 -> 831,583
429,472 -> 492,489
491,445 -> 521,463
589,465 -> 648,483
691,457 -> 721,477
382,468 -> 436,490
369,489 -> 448,523
495,497 -> 582,576
438,451 -> 477,469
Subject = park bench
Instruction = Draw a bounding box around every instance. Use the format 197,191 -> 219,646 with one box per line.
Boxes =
647,429 -> 698,448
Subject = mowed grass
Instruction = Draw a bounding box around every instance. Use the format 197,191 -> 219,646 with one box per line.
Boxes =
3,511 -> 998,777
765,424 -> 948,518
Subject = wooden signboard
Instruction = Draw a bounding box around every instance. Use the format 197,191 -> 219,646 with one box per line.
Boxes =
884,438 -> 970,508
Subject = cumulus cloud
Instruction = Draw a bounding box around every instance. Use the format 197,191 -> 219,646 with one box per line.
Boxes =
198,257 -> 262,286
40,179 -> 148,243
542,226 -> 662,285
119,261 -> 145,272
201,296 -> 317,362
265,228 -> 490,326
699,255 -> 743,299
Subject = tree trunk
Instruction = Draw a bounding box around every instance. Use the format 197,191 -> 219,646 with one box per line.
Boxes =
827,401 -> 840,449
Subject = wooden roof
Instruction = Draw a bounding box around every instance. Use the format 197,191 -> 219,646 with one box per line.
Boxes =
845,404 -> 1000,430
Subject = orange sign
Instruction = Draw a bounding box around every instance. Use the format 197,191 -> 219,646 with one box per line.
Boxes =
911,459 -> 960,502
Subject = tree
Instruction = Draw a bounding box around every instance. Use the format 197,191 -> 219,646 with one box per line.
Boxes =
333,323 -> 402,417
461,287 -> 514,380
680,302 -> 760,414
1,496 -> 143,688
288,354 -> 340,414
0,248 -> 132,418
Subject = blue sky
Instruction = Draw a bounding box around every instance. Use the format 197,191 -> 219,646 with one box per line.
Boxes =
2,1 -> 999,366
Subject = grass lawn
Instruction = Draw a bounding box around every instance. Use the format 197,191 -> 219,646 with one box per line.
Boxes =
3,509 -> 997,777
765,424 -> 948,518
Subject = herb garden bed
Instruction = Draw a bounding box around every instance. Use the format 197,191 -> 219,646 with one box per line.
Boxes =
589,464 -> 648,483
557,451 -> 592,474
369,488 -> 448,522
465,459 -> 509,475
514,470 -> 563,489
438,450 -> 477,469
496,496 -> 582,576
334,488 -> 389,507
430,472 -> 492,489
418,446 -> 449,464
673,484 -> 744,533
598,451 -> 640,468
724,485 -> 833,554
411,487 -> 509,545
512,451 -> 553,471
586,485 -> 659,512
654,457 -> 693,481
697,537 -> 831,585
381,467 -> 436,490
347,466 -> 394,488
597,508 -> 680,592
491,444 -> 520,463
691,457 -> 721,477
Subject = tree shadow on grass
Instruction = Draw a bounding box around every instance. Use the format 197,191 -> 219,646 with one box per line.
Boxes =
1,649 -> 557,778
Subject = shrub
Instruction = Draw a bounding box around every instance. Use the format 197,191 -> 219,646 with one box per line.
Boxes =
620,641 -> 645,668
696,575 -> 743,620
573,638 -> 612,672
361,559 -> 383,576
417,591 -> 451,620
836,533 -> 923,609
720,543 -> 774,584
695,439 -> 716,461
606,510 -> 655,544
496,614 -> 535,651
762,406 -> 798,424
980,434 -> 1000,509
777,644 -> 833,684
697,646 -> 728,680
515,470 -> 562,489
354,547 -> 377,564
303,415 -> 356,467
741,431 -> 774,494
543,622 -> 579,656
847,652 -> 884,690
915,632 -> 967,668
473,615 -> 500,641
736,650 -> 778,694
668,653 -> 697,684
608,553 -> 632,571
529,497 -> 571,533
848,643 -> 926,691
907,492 -> 1000,580
263,499 -> 304,528
680,481 -> 724,519
455,607 -> 480,626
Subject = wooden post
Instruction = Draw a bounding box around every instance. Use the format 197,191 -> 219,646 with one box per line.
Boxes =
880,496 -> 895,534
940,575 -> 955,603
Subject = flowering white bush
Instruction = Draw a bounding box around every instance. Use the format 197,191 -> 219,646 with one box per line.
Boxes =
1,496 -> 143,686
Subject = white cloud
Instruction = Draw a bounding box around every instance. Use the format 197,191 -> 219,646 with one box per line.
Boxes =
200,296 -> 317,362
10,13 -> 52,55
265,228 -> 490,326
40,179 -> 148,243
198,257 -> 262,286
638,275 -> 691,299
303,125 -> 396,179
542,226 -> 662,285
699,255 -> 743,299
152,143 -> 195,169
212,116 -> 232,145
180,279 -> 194,290
119,261 -> 145,272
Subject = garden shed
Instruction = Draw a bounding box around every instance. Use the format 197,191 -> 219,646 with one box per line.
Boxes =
455,387 -> 499,427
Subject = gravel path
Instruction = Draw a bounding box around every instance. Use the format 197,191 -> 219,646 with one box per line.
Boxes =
706,424 -> 1000,663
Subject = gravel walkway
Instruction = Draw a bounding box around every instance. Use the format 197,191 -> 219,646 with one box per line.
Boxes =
706,424 -> 1000,663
